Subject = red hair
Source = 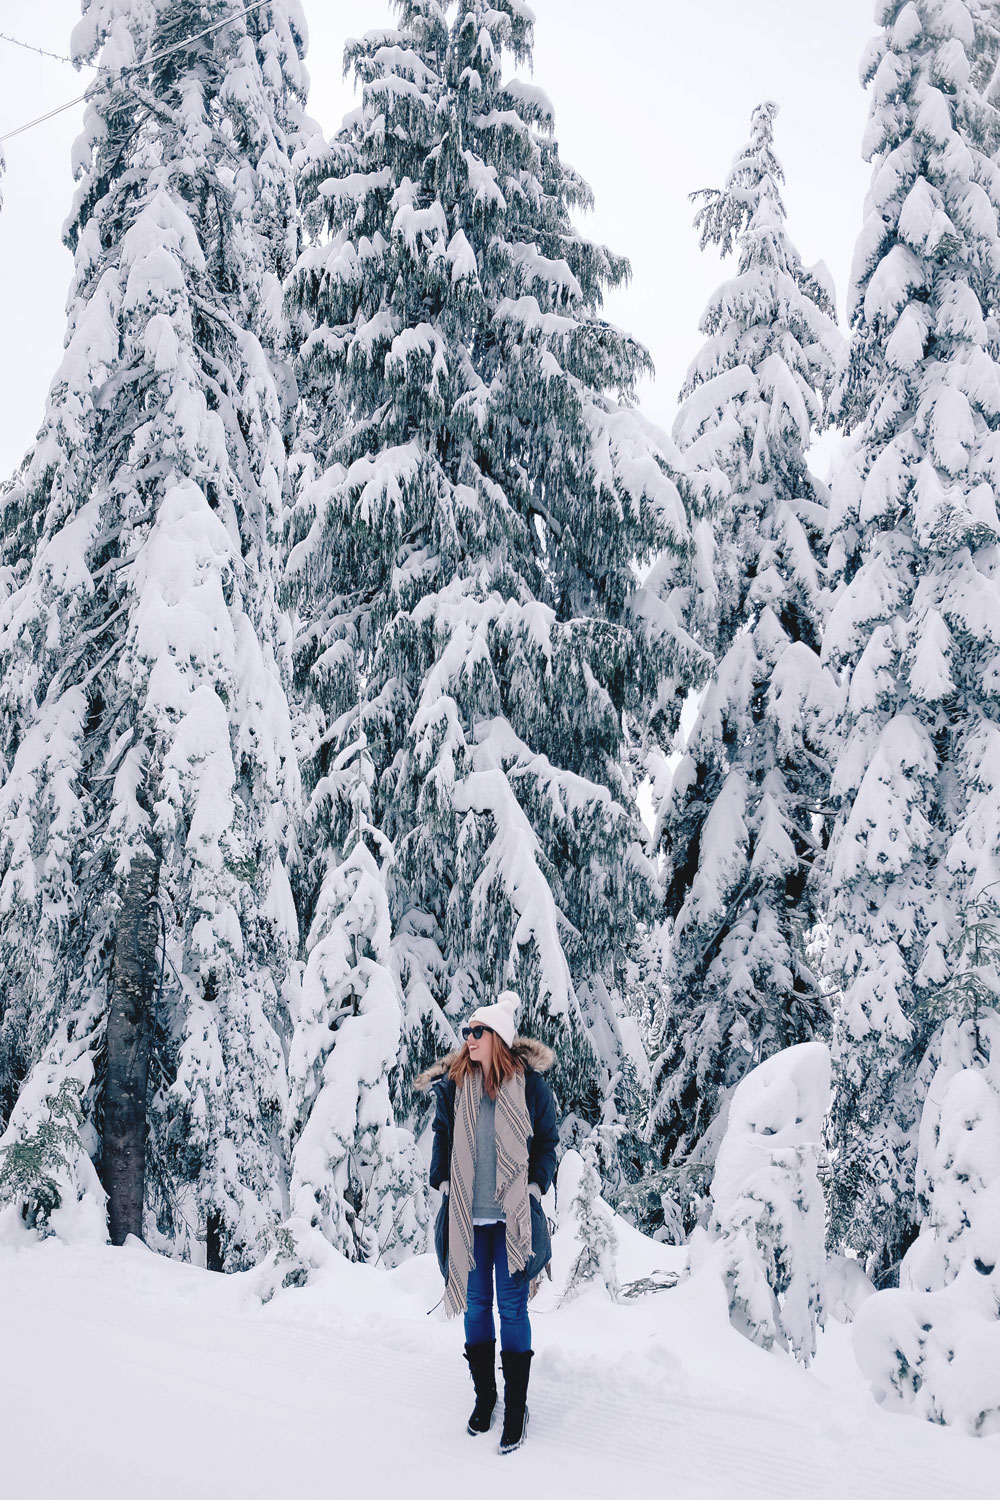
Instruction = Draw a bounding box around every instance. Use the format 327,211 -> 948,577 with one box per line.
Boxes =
448,1031 -> 523,1092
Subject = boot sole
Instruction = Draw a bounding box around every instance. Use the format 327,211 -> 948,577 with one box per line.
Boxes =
467,1403 -> 496,1436
499,1406 -> 529,1455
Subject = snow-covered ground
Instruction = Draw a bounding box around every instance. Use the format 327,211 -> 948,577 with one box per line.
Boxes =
3,1209 -> 996,1500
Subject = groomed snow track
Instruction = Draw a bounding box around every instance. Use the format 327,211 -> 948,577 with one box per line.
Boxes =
2,1240 -> 996,1500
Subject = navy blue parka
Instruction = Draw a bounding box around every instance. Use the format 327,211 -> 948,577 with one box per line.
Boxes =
415,1037 -> 560,1282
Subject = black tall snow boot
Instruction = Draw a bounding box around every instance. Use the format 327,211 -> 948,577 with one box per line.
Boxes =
463,1340 -> 497,1435
498,1348 -> 533,1454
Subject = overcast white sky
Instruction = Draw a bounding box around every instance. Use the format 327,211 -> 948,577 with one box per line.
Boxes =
0,0 -> 875,481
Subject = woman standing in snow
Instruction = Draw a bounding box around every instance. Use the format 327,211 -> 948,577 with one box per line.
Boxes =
416,991 -> 559,1455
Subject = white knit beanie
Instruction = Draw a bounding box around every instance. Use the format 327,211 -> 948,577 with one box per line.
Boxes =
466,990 -> 520,1048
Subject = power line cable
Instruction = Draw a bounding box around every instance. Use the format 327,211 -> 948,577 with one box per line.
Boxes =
0,32 -> 72,64
0,0 -> 275,145
1,95 -> 92,144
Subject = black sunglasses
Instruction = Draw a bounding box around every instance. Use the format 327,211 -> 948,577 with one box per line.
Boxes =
461,1025 -> 492,1041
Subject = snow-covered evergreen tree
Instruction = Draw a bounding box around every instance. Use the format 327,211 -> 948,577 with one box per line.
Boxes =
823,0 -> 1000,1285
0,0 -> 310,1268
284,0 -> 694,1176
647,104 -> 841,1234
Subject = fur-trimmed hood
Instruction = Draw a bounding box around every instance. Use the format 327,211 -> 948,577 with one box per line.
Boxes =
415,1036 -> 555,1092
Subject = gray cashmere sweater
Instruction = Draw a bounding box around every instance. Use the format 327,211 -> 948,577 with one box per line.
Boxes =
471,1093 -> 505,1223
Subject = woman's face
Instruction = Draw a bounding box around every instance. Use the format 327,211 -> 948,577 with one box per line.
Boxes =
467,1025 -> 494,1074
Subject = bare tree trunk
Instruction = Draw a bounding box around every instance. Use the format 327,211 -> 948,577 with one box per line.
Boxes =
103,852 -> 160,1245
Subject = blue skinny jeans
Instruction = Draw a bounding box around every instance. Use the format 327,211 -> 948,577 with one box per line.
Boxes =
464,1222 -> 531,1352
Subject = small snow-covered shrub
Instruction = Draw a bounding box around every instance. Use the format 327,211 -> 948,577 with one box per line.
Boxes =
266,820 -> 427,1293
0,1070 -> 106,1245
554,1143 -> 620,1303
853,1019 -> 1000,1434
821,1255 -> 875,1325
690,1042 -> 830,1363
852,1263 -> 1000,1436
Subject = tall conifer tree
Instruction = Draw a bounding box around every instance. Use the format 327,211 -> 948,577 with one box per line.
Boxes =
648,104 -> 841,1237
284,0 -> 693,1181
0,0 -> 310,1267
824,0 -> 1000,1284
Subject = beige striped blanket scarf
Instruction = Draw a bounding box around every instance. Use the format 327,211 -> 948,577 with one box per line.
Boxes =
444,1065 -> 532,1317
